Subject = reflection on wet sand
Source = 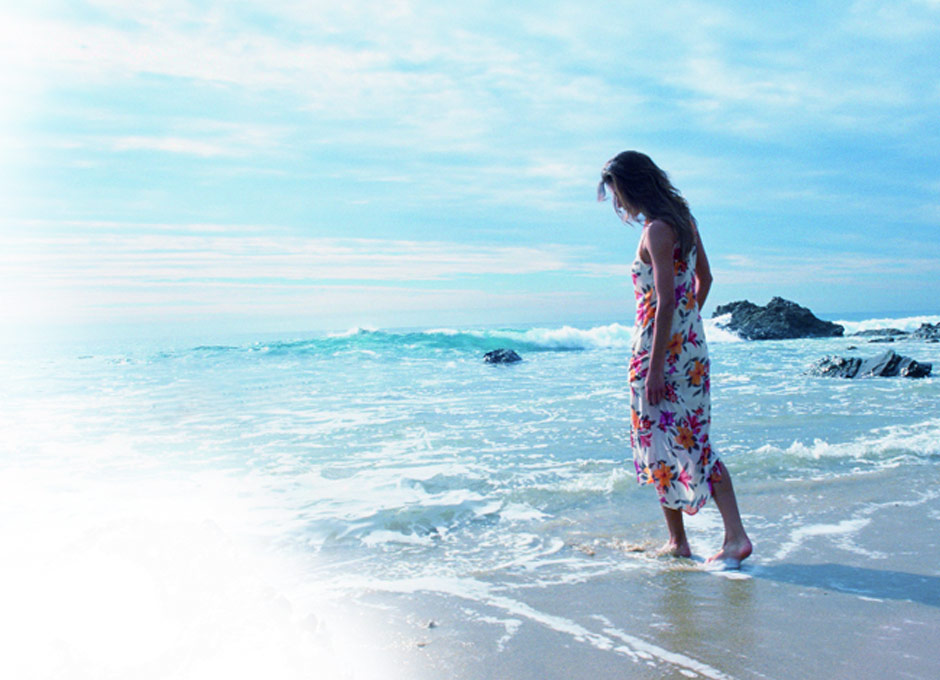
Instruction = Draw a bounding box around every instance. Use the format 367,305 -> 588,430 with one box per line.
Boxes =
754,563 -> 940,608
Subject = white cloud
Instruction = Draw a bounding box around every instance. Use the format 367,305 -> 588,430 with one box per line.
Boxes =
11,1 -> 940,148
18,234 -> 574,282
715,251 -> 940,286
3,0 -> 939,329
110,136 -> 233,157
847,0 -> 940,38
7,0 -> 930,220
7,2 -> 643,158
0,210 -> 643,330
0,220 -> 610,325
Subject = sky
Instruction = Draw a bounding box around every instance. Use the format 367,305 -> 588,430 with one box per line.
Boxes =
1,0 -> 939,338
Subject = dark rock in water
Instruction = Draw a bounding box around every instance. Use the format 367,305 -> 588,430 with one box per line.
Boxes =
810,349 -> 931,379
846,345 -> 858,350
851,328 -> 908,337
868,337 -> 895,343
713,297 -> 844,340
911,323 -> 940,342
484,348 -> 522,364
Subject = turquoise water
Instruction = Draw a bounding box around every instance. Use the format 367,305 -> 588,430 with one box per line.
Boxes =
2,315 -> 939,677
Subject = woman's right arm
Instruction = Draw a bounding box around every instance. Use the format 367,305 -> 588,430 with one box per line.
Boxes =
694,225 -> 713,308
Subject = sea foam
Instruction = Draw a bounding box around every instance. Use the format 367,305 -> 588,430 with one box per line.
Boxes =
835,314 -> 940,335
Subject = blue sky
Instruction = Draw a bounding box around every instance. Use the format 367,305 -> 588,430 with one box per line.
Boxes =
2,0 -> 939,337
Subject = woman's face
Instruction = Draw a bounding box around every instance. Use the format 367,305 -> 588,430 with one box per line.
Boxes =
610,186 -> 639,223
611,192 -> 628,221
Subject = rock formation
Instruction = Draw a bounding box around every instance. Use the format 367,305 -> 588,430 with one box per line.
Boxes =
850,328 -> 908,337
713,297 -> 844,340
483,348 -> 522,364
810,349 -> 931,379
911,323 -> 940,342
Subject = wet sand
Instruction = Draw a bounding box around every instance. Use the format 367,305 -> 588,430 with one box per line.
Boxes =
335,465 -> 940,680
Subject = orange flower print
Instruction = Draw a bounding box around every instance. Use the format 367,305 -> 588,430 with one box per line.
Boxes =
651,461 -> 674,492
708,460 -> 724,483
631,408 -> 641,430
685,288 -> 696,311
676,425 -> 695,450
699,444 -> 712,468
688,359 -> 706,386
667,332 -> 684,358
637,290 -> 656,328
673,252 -> 687,276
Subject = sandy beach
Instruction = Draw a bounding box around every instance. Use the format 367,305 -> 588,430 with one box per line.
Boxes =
325,465 -> 940,680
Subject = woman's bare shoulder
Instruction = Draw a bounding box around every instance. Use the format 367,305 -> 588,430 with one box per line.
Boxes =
645,219 -> 676,246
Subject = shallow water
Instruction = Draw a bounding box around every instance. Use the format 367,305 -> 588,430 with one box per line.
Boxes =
2,316 -> 939,678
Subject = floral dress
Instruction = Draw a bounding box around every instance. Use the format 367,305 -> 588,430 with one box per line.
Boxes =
630,240 -> 721,514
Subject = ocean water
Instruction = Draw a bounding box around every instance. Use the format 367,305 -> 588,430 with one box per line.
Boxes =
2,314 -> 940,678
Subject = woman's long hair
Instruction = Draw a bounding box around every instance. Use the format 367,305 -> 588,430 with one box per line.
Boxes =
598,151 -> 695,258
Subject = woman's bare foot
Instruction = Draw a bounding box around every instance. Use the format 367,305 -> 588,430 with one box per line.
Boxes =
706,537 -> 752,568
657,540 -> 692,558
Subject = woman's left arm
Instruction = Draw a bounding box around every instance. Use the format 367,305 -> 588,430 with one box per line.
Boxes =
646,220 -> 677,406
693,225 -> 713,308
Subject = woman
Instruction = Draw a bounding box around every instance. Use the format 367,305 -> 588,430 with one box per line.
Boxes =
598,151 -> 752,567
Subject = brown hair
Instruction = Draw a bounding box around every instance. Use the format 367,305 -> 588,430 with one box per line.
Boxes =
598,151 -> 696,258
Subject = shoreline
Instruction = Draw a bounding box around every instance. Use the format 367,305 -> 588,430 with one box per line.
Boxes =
318,465 -> 940,680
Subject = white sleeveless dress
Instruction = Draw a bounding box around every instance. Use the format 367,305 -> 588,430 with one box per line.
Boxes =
629,241 -> 722,514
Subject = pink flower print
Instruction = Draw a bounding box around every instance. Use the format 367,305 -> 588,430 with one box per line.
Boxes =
658,410 -> 675,431
664,382 -> 678,403
629,353 -> 648,381
639,432 -> 652,447
687,412 -> 702,434
677,467 -> 692,490
674,283 -> 687,306
687,328 -> 699,347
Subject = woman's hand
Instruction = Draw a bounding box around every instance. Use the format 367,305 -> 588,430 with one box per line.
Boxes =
645,371 -> 666,405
